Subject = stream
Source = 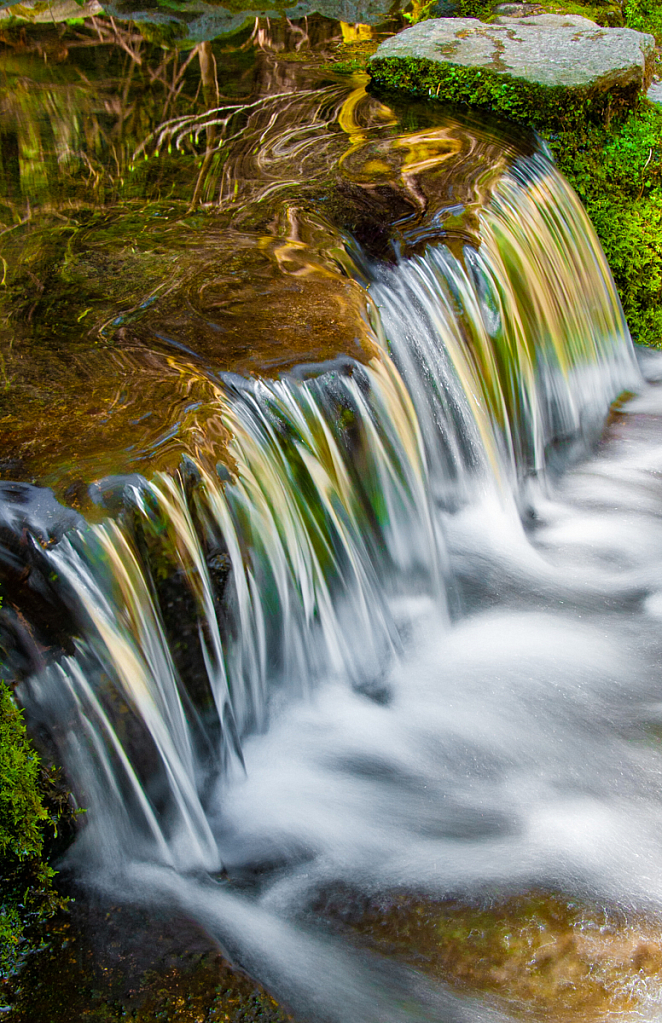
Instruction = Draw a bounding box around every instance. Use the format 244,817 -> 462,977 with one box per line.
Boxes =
2,9 -> 662,1023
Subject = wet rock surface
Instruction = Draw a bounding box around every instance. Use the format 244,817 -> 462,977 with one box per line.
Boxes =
313,886 -> 662,1020
370,14 -> 656,92
4,880 -> 294,1022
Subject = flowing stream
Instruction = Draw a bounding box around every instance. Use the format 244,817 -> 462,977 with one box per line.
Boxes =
2,14 -> 662,1023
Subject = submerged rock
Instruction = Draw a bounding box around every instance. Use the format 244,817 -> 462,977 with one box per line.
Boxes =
492,2 -> 545,16
315,886 -> 662,1019
368,15 -> 655,127
0,0 -> 102,22
6,892 -> 293,1022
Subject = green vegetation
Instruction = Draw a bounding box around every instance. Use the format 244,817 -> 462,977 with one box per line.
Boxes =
549,101 -> 662,346
625,0 -> 662,42
456,0 -> 494,16
368,56 -> 640,130
0,682 -> 69,996
403,0 -> 438,24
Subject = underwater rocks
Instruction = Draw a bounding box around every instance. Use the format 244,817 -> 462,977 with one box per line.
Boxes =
0,0 -> 102,21
5,892 -> 293,1022
314,886 -> 662,1020
368,15 -> 656,128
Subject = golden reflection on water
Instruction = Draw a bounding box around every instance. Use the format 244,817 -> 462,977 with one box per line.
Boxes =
0,14 -> 529,497
0,346 -> 231,502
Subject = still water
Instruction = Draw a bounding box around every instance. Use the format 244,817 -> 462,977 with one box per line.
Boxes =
3,8 -> 662,1023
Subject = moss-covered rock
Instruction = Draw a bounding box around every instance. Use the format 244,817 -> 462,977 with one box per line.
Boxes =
368,53 -> 638,128
6,895 -> 294,1022
368,15 -> 655,130
315,885 -> 662,1019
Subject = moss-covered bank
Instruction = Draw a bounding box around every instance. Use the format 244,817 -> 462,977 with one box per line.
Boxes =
0,682 -> 72,1003
548,101 -> 662,346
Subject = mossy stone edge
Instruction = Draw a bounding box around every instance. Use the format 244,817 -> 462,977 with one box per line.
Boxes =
367,55 -> 644,130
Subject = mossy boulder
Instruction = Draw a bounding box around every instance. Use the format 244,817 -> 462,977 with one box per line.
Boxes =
368,15 -> 656,128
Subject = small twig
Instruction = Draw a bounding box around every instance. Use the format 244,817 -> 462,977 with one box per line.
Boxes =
636,148 -> 654,200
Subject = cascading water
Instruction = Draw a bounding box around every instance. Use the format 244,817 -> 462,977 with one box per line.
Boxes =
5,59 -> 661,1019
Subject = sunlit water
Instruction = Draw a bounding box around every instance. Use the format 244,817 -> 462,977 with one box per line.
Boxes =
2,12 -> 662,1023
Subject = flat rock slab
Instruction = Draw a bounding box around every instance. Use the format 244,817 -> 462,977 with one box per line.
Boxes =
370,15 -> 655,92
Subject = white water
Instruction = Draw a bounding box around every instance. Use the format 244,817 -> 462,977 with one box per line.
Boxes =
17,146 -> 662,1020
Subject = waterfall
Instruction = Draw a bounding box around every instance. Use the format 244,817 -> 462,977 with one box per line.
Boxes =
7,130 -> 654,1021
14,143 -> 639,880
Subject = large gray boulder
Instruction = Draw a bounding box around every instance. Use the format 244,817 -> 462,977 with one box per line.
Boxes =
369,14 -> 655,93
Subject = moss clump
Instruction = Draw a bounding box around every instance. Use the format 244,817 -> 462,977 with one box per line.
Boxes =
368,57 -> 641,131
456,0 -> 494,16
548,101 -> 662,346
0,683 -> 68,995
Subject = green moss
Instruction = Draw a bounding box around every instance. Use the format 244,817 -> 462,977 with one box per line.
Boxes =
368,56 -> 640,130
547,101 -> 662,346
136,19 -> 187,48
0,682 -> 69,991
327,56 -> 369,74
456,0 -> 494,17
533,0 -> 662,40
622,0 -> 662,41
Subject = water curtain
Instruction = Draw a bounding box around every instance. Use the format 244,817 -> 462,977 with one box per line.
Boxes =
20,145 -> 639,875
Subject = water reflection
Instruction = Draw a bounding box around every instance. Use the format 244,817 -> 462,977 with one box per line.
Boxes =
0,12 -> 534,498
